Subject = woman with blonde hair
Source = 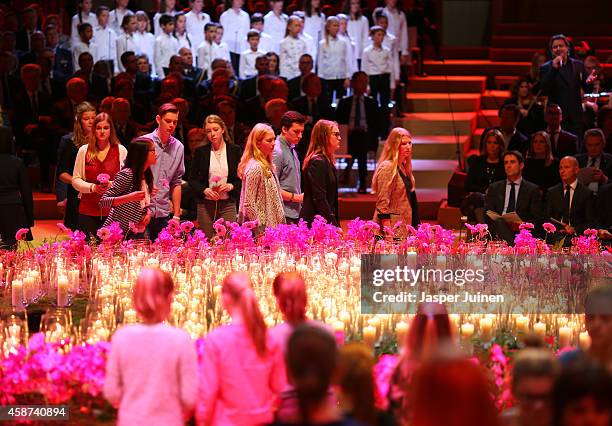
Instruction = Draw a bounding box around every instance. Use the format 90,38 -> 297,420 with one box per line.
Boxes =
72,112 -> 127,238
300,119 -> 341,226
188,114 -> 242,238
523,130 -> 560,191
57,101 -> 97,230
237,123 -> 285,232
104,268 -> 198,426
197,271 -> 285,425
371,127 -> 416,232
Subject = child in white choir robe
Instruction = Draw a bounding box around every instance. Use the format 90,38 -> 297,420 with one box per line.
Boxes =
104,268 -> 198,426
302,0 -> 326,53
73,23 -> 98,71
372,8 -> 400,90
383,0 -> 409,62
263,0 -> 288,53
93,6 -> 118,74
108,0 -> 133,36
239,30 -> 266,79
185,0 -> 211,52
198,23 -> 231,78
70,0 -> 97,47
317,16 -> 353,101
174,13 -> 193,52
134,11 -> 155,70
153,0 -> 177,37
219,0 -> 250,73
337,14 -> 358,78
116,14 -> 138,72
154,15 -> 179,77
344,0 -> 369,69
250,13 -> 275,53
280,16 -> 308,80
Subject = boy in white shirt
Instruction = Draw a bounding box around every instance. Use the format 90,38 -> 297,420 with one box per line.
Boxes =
372,8 -> 400,90
154,15 -> 179,77
73,23 -> 97,71
197,23 -> 231,78
93,6 -> 118,74
250,13 -> 274,53
263,0 -> 288,53
239,30 -> 266,79
362,26 -> 392,109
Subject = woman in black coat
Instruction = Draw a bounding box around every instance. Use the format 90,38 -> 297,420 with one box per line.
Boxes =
0,126 -> 34,248
188,115 -> 242,238
300,119 -> 341,227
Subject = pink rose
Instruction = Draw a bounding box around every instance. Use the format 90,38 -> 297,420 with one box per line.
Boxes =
180,221 -> 195,233
15,228 -> 29,241
97,173 -> 110,184
543,222 -> 556,233
210,175 -> 222,187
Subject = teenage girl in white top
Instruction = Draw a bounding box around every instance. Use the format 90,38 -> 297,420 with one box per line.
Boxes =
71,0 -> 97,47
317,16 -> 353,101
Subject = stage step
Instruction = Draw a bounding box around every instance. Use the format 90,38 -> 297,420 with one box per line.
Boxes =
440,46 -> 490,60
481,90 -> 508,109
493,23 -> 612,37
396,112 -> 477,136
411,159 -> 457,188
411,135 -> 471,160
34,192 -> 62,220
406,76 -> 487,93
423,60 -> 531,80
491,35 -> 612,49
404,93 -> 482,113
494,75 -> 520,91
477,110 -> 500,128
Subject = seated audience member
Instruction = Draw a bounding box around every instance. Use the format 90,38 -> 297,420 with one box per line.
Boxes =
483,104 -> 528,156
266,51 -> 280,76
73,52 -> 95,85
18,30 -> 46,68
216,97 -> 251,148
100,96 -> 115,114
551,358 -> 611,426
596,183 -> 612,242
90,60 -> 114,102
502,76 -> 545,137
51,77 -> 90,146
545,104 -> 578,158
523,131 -> 561,192
104,268 -> 198,425
287,53 -> 314,101
178,47 -> 204,85
170,97 -> 195,144
241,75 -> 277,126
501,349 -> 559,426
111,97 -> 137,147
0,52 -> 19,112
265,98 -> 289,134
484,151 -> 542,244
545,156 -> 593,242
43,24 -> 74,83
239,55 -> 270,99
576,128 -> 612,195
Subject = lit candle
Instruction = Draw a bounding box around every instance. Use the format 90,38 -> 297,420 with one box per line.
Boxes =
516,315 -> 529,334
57,276 -> 69,307
213,285 -> 222,297
8,324 -> 21,338
395,320 -> 409,343
461,323 -> 474,340
406,250 -> 417,270
11,279 -> 23,307
480,317 -> 493,341
579,331 -> 591,350
558,326 -> 572,348
533,322 -> 546,337
363,325 -> 377,347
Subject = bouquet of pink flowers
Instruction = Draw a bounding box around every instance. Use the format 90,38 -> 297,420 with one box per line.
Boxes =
96,173 -> 110,185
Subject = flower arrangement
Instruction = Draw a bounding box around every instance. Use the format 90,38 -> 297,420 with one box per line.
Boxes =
96,174 -> 110,185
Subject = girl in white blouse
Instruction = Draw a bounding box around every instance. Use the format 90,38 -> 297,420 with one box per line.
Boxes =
302,0 -> 326,53
116,14 -> 138,72
134,11 -> 155,70
343,0 -> 369,69
173,13 -> 193,52
280,16 -> 308,80
70,0 -> 97,47
153,0 -> 177,37
238,123 -> 285,234
336,14 -> 358,77
317,17 -> 353,101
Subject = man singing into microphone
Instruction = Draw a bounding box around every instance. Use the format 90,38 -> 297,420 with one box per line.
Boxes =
538,34 -> 597,145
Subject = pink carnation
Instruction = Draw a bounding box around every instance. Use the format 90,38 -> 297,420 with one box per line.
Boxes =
96,173 -> 110,184
583,228 -> 597,238
96,227 -> 111,240
15,228 -> 29,241
543,222 -> 556,233
210,175 -> 221,184
180,221 -> 195,233
519,222 -> 534,231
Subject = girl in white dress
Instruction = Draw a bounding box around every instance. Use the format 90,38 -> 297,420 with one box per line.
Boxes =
302,0 -> 325,52
134,11 -> 155,72
279,16 -> 308,80
343,0 -> 369,70
317,17 -> 353,101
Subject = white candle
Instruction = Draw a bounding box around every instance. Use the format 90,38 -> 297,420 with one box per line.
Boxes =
480,317 -> 493,341
11,279 -> 23,307
8,324 -> 21,338
406,251 -> 417,270
436,255 -> 446,271
395,320 -> 409,343
579,331 -> 591,350
23,276 -> 36,301
516,315 -> 529,334
533,322 -> 546,337
57,276 -> 69,307
461,323 -> 474,340
363,325 -> 377,347
558,326 -> 572,348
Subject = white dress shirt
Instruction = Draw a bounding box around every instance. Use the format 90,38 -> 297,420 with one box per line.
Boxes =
134,31 -> 155,66
72,41 -> 98,71
93,25 -> 118,73
185,10 -> 211,52
154,32 -> 179,77
109,7 -> 133,35
208,143 -> 230,200
197,40 -> 231,76
70,12 -> 97,47
263,11 -> 288,53
239,48 -> 266,79
340,34 -> 357,77
347,16 -> 369,60
362,44 -> 392,76
258,31 -> 274,53
220,8 -> 250,54
153,10 -> 177,37
383,6 -> 408,54
303,14 -> 325,48
280,36 -> 307,80
317,36 -> 352,80
367,33 -> 400,83
116,32 -> 138,72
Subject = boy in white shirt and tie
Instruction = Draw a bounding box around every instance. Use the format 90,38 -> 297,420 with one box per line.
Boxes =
239,30 -> 266,79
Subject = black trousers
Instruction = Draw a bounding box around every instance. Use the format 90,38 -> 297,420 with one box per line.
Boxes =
0,204 -> 31,248
369,73 -> 391,110
230,52 -> 240,77
321,78 -> 346,102
346,129 -> 369,190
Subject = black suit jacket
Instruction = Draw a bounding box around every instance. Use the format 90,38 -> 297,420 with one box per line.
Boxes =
188,143 -> 242,202
0,154 -> 34,226
336,95 -> 381,152
546,182 -> 594,235
287,75 -> 303,101
550,129 -> 578,158
596,183 -> 612,230
300,155 -> 339,226
464,155 -> 506,193
539,58 -> 588,130
576,153 -> 612,183
52,46 -> 74,83
485,178 -> 543,226
11,88 -> 53,146
290,95 -> 333,121
16,29 -> 33,53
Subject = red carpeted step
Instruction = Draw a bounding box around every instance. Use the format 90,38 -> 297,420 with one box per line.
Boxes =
423,60 -> 531,79
34,192 -> 62,220
492,35 -> 612,49
411,159 -> 458,188
490,48 -> 547,62
493,23 -> 612,37
478,110 -> 500,128
406,76 -> 487,93
481,90 -> 509,109
397,112 -> 477,136
494,76 -> 520,91
472,128 -> 485,150
440,46 -> 490,60
404,93 -> 482,113
412,135 -> 471,160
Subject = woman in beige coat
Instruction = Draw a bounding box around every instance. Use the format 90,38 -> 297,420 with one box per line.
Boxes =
371,127 -> 415,234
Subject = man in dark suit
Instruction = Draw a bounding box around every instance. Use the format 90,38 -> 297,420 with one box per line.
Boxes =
111,97 -> 138,147
576,128 -> 612,195
238,55 -> 269,100
0,52 -> 20,112
287,54 -> 314,101
336,71 -> 381,193
484,151 -> 543,244
538,34 -> 597,141
481,105 -> 528,157
43,25 -> 74,85
15,7 -> 38,53
18,31 -> 45,68
546,156 -> 594,242
544,104 -> 578,158
596,183 -> 612,242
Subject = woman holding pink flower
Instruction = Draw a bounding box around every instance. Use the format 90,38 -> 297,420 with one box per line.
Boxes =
237,123 -> 286,233
188,115 -> 242,238
72,112 -> 127,238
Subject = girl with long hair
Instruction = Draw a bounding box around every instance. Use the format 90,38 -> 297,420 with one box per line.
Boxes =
99,138 -> 156,237
197,272 -> 285,425
238,123 -> 285,232
300,119 -> 341,226
70,0 -> 96,47
371,127 -> 416,233
280,16 -> 308,80
173,12 -> 193,52
523,131 -> 560,191
188,114 -> 242,238
72,112 -> 127,238
302,0 -> 325,50
153,0 -> 177,37
317,16 -> 353,101
116,14 -> 138,73
104,268 -> 198,425
342,0 -> 369,70
503,76 -> 545,136
57,102 -> 96,230
266,51 -> 281,76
